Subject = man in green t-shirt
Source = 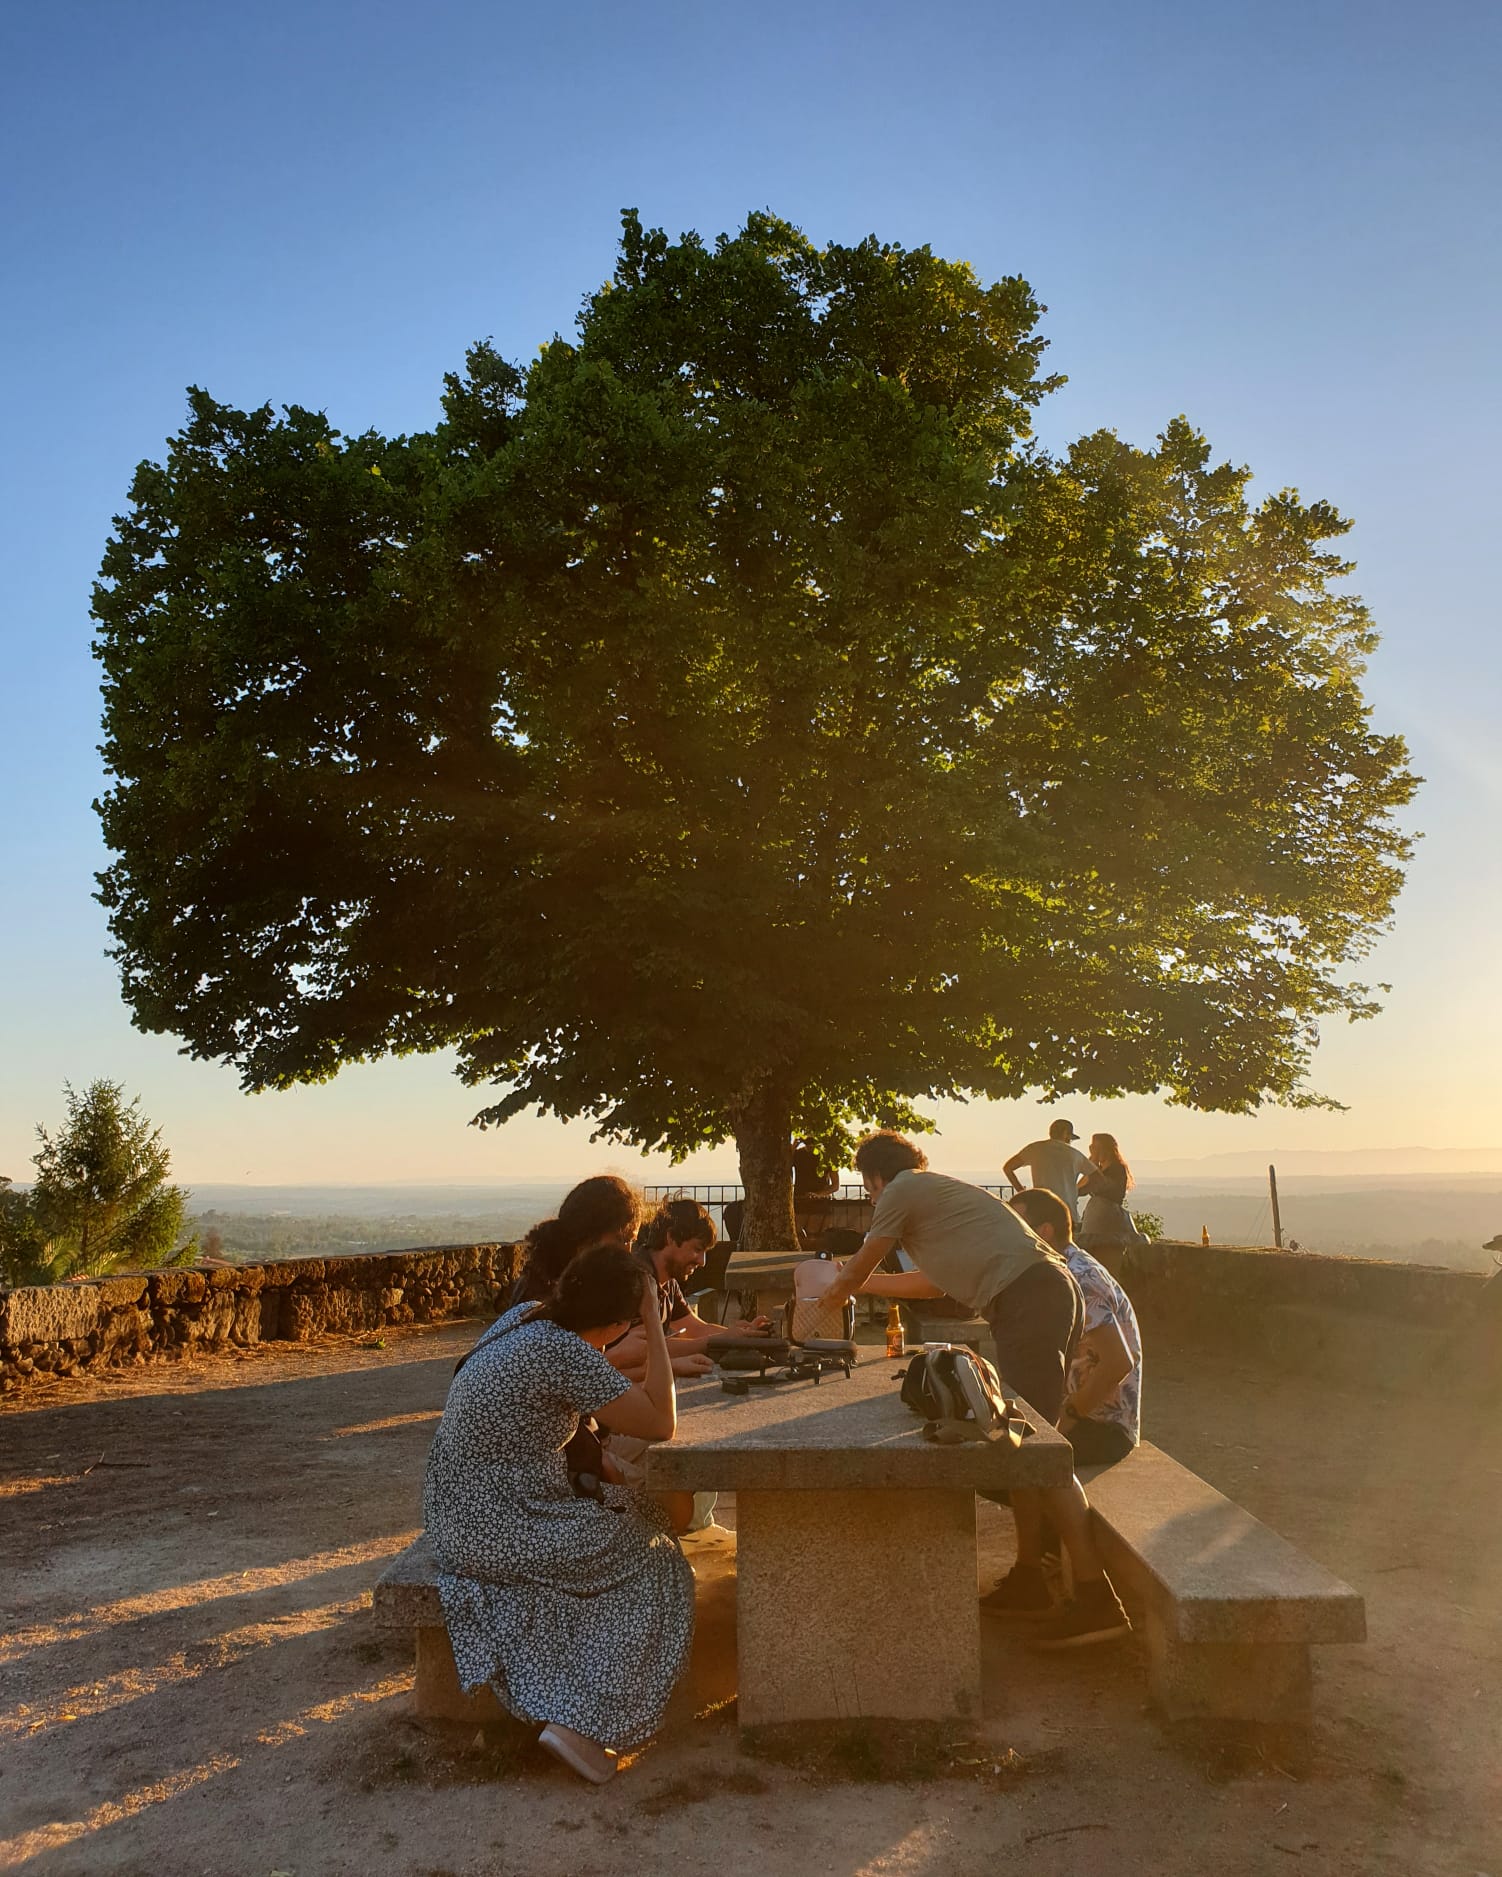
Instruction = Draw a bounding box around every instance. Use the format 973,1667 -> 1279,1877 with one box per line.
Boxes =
821,1131 -> 1130,1649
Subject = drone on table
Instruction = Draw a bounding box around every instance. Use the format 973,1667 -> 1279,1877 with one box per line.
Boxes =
707,1256 -> 858,1394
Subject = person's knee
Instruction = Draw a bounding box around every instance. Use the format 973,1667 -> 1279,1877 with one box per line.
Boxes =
656,1490 -> 695,1535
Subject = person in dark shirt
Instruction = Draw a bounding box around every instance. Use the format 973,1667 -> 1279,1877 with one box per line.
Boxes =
1078,1133 -> 1137,1277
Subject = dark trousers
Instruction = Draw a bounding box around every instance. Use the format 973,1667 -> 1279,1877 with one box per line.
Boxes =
981,1258 -> 1084,1425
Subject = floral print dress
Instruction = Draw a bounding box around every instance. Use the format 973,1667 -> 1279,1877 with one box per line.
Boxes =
423,1305 -> 694,1748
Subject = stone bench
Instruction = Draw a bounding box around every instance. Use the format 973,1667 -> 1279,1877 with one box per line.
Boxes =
372,1535 -> 504,1724
1079,1441 -> 1366,1727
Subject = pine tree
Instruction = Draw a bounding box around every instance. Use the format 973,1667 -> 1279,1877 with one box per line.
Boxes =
19,1081 -> 193,1281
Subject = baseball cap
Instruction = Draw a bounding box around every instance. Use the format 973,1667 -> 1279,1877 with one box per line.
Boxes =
1048,1118 -> 1080,1141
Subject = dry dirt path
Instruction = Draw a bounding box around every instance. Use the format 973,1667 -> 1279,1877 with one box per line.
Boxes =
0,1322 -> 1497,1877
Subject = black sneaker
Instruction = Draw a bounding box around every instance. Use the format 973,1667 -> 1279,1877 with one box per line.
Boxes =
980,1563 -> 1053,1616
1029,1578 -> 1130,1649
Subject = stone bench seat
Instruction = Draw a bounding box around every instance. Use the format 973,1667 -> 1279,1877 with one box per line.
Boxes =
373,1535 -> 505,1723
1080,1441 -> 1366,1725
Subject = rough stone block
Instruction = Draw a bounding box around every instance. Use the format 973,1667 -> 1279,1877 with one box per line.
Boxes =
1,1285 -> 103,1345
182,1294 -> 236,1344
735,1487 -> 981,1727
415,1626 -> 504,1723
98,1306 -> 150,1357
94,1275 -> 150,1309
230,1294 -> 263,1344
1143,1606 -> 1313,1724
374,1537 -> 446,1629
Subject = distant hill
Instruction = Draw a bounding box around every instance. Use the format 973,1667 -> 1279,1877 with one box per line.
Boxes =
174,1173 -> 1502,1276
1137,1147 -> 1502,1178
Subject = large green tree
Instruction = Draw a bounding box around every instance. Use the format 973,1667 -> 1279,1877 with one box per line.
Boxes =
7,1081 -> 192,1283
93,212 -> 1416,1249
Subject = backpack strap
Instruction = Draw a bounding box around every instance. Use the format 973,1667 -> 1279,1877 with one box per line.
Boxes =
453,1302 -> 545,1377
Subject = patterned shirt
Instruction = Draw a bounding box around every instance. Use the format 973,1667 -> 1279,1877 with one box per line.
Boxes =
1061,1242 -> 1142,1445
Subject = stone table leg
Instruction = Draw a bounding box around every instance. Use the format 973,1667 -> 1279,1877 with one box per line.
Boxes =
733,1487 -> 981,1728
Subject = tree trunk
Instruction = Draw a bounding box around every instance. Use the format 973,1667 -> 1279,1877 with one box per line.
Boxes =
731,1078 -> 799,1254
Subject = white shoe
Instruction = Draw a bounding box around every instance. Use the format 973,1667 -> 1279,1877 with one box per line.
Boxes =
538,1723 -> 617,1785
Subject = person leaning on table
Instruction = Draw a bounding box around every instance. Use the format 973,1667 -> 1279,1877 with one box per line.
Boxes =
818,1131 -> 1131,1649
986,1185 -> 1144,1617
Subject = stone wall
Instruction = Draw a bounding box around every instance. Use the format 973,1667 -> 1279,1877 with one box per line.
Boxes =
0,1243 -> 525,1394
2,1235 -> 1491,1399
1121,1240 -> 1490,1394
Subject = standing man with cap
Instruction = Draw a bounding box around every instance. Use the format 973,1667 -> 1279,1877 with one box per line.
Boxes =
1003,1119 -> 1092,1225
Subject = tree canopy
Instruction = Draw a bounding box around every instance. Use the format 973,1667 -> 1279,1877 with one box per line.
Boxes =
93,210 -> 1417,1246
3,1081 -> 192,1283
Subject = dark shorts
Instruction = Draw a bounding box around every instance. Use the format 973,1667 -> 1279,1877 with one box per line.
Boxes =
1066,1416 -> 1135,1467
981,1258 -> 1084,1425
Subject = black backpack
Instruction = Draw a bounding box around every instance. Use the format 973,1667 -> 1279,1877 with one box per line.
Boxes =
899,1345 -> 1028,1447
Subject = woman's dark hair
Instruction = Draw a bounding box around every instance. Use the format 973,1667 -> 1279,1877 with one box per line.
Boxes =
517,1176 -> 641,1303
642,1196 -> 716,1254
546,1241 -> 645,1334
853,1130 -> 929,1183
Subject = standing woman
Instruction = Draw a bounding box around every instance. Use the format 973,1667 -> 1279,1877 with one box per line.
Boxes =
423,1241 -> 693,1786
1078,1133 -> 1137,1278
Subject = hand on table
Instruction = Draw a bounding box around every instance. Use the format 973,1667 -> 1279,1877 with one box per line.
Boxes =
671,1351 -> 715,1377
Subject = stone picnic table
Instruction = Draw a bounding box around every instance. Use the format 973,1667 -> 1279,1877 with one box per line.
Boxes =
646,1351 -> 1073,1729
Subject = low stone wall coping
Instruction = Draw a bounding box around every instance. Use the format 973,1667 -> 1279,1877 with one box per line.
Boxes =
1,1241 -> 525,1393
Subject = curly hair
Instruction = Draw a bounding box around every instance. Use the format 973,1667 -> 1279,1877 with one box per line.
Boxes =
517,1175 -> 641,1304
641,1196 -> 716,1254
852,1131 -> 929,1184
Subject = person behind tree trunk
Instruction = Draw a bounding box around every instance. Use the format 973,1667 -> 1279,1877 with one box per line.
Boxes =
819,1131 -> 1131,1650
423,1241 -> 692,1786
792,1137 -> 840,1201
1078,1132 -> 1136,1277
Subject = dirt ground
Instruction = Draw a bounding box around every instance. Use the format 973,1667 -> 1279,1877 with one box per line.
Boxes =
1,1322 -> 1498,1877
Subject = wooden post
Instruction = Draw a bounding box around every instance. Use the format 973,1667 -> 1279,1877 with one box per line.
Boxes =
1269,1163 -> 1283,1249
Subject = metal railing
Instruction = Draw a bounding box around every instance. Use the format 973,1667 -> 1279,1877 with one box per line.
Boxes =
642,1182 -> 1013,1204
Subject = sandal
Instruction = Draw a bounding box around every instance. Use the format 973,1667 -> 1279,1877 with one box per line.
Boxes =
538,1723 -> 618,1785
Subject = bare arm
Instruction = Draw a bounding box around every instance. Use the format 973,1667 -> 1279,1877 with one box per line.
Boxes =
821,1234 -> 898,1310
1063,1320 -> 1133,1421
851,1269 -> 947,1300
1002,1152 -> 1028,1185
594,1281 -> 677,1440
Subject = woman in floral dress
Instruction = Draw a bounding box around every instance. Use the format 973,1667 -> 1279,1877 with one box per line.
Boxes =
423,1242 -> 692,1785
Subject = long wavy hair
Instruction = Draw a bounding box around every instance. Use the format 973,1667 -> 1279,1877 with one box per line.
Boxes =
517,1176 -> 641,1304
1089,1133 -> 1134,1191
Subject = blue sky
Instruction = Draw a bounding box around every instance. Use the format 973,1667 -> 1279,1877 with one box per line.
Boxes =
2,0 -> 1498,1183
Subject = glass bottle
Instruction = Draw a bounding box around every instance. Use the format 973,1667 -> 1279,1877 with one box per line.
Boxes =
885,1302 -> 904,1358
